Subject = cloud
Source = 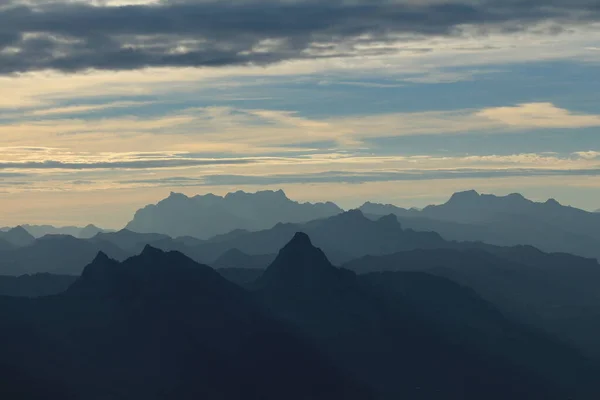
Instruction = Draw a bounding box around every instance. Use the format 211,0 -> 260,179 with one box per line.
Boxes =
476,102 -> 600,128
2,102 -> 599,154
0,157 -> 255,170
0,0 -> 599,74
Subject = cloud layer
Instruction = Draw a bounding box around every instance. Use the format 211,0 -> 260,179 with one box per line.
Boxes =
0,0 -> 599,73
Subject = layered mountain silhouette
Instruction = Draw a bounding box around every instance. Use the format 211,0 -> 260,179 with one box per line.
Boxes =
0,235 -> 130,276
0,273 -> 76,297
13,224 -> 112,239
343,248 -> 600,358
125,190 -> 342,239
253,233 -> 599,399
361,190 -> 600,260
0,226 -> 35,248
190,210 -> 447,264
0,247 -> 372,400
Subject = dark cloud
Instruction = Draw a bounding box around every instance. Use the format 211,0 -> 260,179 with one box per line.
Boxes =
0,0 -> 598,74
0,158 -> 255,169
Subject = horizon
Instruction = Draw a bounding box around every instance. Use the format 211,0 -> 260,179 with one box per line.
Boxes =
1,187 -> 595,229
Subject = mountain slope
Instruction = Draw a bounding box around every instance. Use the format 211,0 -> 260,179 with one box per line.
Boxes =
197,210 -> 447,264
0,273 -> 77,297
213,249 -> 275,270
343,248 -> 600,358
0,235 -> 131,276
0,247 -> 372,400
254,233 -> 599,399
0,226 -> 35,247
125,190 -> 342,239
361,190 -> 600,260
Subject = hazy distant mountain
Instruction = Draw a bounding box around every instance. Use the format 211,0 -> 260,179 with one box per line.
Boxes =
343,247 -> 600,358
254,233 -> 598,399
0,226 -> 35,247
361,190 -> 600,260
0,235 -> 130,276
194,210 -> 446,264
14,224 -> 113,239
0,247 -> 370,400
125,190 -> 343,239
91,229 -> 171,254
77,224 -> 104,239
0,273 -> 76,297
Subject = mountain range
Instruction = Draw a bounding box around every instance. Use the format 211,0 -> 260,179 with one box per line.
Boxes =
1,236 -> 598,399
361,190 -> 600,260
125,190 -> 343,239
0,224 -> 110,239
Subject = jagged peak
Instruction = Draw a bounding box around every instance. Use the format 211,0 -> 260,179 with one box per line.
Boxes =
259,232 -> 354,289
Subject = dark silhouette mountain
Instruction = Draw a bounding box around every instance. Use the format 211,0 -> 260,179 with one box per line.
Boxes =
0,273 -> 77,297
125,190 -> 343,239
0,235 -> 130,276
0,247 -> 371,400
217,268 -> 264,288
254,233 -> 599,399
0,226 -> 35,247
361,190 -> 600,260
212,248 -> 275,270
343,248 -> 600,358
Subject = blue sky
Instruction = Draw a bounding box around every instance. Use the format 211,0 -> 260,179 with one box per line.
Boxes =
0,0 -> 599,227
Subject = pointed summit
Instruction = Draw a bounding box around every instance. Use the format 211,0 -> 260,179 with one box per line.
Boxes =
0,225 -> 35,247
258,232 -> 355,290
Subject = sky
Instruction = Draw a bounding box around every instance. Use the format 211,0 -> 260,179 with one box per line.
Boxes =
1,0 -> 600,228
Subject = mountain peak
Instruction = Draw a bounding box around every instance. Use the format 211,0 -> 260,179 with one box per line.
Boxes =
287,231 -> 313,247
258,233 -> 355,290
448,190 -> 480,203
140,244 -> 164,257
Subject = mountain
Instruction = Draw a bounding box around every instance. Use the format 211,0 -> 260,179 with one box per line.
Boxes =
254,233 -> 599,399
0,247 -> 371,400
194,210 -> 447,264
91,229 -> 171,253
77,224 -> 104,239
343,248 -> 600,358
217,268 -> 264,288
212,248 -> 275,270
20,224 -> 82,238
0,226 -> 35,247
125,190 -> 343,239
0,273 -> 77,297
12,224 -> 113,239
0,235 -> 130,276
361,190 -> 600,260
